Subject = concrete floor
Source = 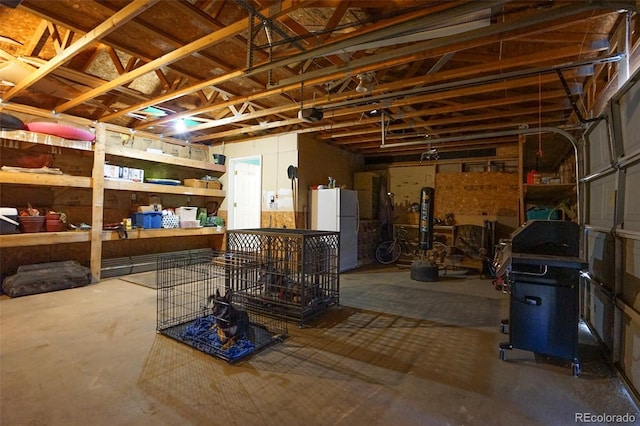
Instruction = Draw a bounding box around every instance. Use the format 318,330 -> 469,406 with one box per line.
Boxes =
1,265 -> 638,426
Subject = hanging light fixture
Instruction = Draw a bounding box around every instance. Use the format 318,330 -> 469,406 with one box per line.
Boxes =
356,72 -> 376,93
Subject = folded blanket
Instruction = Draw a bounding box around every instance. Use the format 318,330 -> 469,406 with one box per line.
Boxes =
182,315 -> 255,361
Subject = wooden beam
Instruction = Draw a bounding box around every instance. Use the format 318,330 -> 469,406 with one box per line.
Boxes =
2,0 -> 158,102
188,73 -> 566,142
21,20 -> 49,57
55,0 -> 313,113
100,0 -> 496,123
138,40 -> 604,134
332,104 -> 569,144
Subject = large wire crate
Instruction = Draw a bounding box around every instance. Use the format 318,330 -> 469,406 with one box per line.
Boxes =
156,252 -> 287,363
225,228 -> 340,325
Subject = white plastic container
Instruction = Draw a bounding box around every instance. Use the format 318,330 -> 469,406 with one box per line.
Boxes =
0,207 -> 19,234
176,207 -> 198,223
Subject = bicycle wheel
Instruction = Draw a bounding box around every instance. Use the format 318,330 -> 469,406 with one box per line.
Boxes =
375,240 -> 402,264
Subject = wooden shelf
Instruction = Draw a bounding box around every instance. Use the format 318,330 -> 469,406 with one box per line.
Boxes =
103,178 -> 225,196
0,129 -> 94,151
524,184 -> 576,203
0,171 -> 92,188
1,114 -> 227,281
105,145 -> 224,172
101,227 -> 225,241
0,231 -> 91,248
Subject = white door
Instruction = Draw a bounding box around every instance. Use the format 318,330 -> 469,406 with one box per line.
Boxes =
229,156 -> 261,229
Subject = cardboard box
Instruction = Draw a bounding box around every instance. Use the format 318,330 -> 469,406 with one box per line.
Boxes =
407,212 -> 420,225
106,130 -> 133,148
119,166 -> 129,180
183,179 -> 208,188
128,168 -> 144,183
183,179 -> 222,190
132,136 -> 155,151
104,164 -> 121,179
357,189 -> 377,219
207,181 -> 222,190
162,142 -> 189,158
189,146 -> 207,162
137,204 -> 162,213
354,172 -> 379,190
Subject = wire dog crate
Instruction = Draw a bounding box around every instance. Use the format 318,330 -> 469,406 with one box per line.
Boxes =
156,252 -> 287,363
225,228 -> 340,326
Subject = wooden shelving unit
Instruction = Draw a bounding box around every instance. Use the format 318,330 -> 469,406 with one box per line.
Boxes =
1,109 -> 226,281
518,134 -> 578,224
0,171 -> 92,188
0,231 -> 91,248
101,227 -> 225,241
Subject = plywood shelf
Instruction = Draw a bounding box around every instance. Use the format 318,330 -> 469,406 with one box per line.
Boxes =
104,145 -> 224,173
0,171 -> 92,188
101,227 -> 225,241
103,179 -> 225,196
524,184 -> 576,203
0,231 -> 91,248
0,129 -> 94,151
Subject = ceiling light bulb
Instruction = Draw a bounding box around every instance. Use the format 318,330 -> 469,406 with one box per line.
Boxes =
174,119 -> 186,133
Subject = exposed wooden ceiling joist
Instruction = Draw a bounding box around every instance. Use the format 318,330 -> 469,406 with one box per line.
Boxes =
0,0 -> 637,167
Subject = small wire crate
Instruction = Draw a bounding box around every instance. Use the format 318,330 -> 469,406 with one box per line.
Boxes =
156,252 -> 287,363
225,228 -> 340,326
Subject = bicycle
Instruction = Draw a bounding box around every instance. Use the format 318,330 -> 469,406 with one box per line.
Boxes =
375,226 -> 415,264
375,226 -> 452,268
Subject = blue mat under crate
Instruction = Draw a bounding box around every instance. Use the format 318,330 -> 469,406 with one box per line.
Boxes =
173,315 -> 256,362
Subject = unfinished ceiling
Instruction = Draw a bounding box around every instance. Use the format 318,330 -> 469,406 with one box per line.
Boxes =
0,0 -> 638,167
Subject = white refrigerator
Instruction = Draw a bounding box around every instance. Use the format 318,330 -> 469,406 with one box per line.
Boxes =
310,188 -> 359,272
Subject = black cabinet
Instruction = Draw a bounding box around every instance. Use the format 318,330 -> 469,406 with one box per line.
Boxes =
499,221 -> 586,376
508,267 -> 579,361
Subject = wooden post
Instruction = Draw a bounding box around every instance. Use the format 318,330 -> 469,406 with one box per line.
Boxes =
90,123 -> 106,282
